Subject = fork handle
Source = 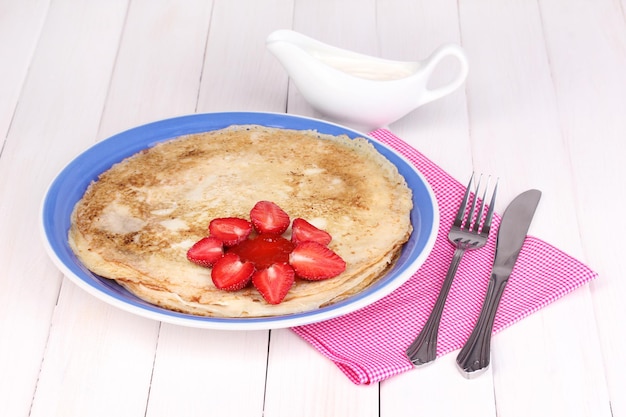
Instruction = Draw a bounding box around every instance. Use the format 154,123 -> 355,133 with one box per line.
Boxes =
406,247 -> 465,366
456,272 -> 508,378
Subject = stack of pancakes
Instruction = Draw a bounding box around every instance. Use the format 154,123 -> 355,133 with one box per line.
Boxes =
69,125 -> 413,317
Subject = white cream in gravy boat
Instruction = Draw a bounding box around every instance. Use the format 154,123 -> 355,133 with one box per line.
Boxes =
266,29 -> 469,130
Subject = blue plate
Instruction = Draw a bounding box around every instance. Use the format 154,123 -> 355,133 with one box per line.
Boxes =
40,112 -> 438,330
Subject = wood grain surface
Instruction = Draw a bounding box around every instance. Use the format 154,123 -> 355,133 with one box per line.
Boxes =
0,1 -> 623,416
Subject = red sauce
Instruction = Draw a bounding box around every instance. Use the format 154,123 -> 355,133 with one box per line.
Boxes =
228,234 -> 295,269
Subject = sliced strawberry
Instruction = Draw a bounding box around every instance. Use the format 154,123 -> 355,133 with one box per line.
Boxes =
291,218 -> 332,245
208,217 -> 253,246
211,252 -> 255,291
289,241 -> 346,280
187,236 -> 224,267
252,263 -> 295,304
249,201 -> 290,235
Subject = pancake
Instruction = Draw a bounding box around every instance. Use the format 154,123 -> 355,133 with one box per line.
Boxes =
68,125 -> 413,317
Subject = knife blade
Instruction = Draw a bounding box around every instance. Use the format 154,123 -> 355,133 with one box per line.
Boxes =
456,189 -> 541,378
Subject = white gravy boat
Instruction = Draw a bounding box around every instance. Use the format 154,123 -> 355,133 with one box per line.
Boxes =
266,30 -> 469,130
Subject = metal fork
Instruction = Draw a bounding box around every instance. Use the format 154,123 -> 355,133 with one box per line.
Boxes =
406,173 -> 498,366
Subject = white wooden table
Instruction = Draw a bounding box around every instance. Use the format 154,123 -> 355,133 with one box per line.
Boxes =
1,1 -> 624,416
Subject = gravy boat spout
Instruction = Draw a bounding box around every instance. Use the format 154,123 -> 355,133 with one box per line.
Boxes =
266,30 -> 469,130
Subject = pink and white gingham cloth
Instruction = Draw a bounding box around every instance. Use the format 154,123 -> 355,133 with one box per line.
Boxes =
291,129 -> 598,385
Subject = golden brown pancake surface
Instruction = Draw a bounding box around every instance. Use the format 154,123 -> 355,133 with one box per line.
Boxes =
69,125 -> 413,317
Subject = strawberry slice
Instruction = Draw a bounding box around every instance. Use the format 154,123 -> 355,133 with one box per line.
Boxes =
187,236 -> 224,267
291,218 -> 332,245
211,252 -> 255,291
252,263 -> 295,304
289,241 -> 346,280
208,217 -> 253,246
249,201 -> 290,235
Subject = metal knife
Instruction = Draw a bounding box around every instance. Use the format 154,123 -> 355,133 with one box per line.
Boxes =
456,189 -> 541,378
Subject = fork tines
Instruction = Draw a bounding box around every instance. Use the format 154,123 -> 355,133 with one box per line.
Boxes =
455,173 -> 498,236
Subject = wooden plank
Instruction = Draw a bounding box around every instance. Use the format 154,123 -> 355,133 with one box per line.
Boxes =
458,0 -> 611,416
539,0 -> 626,414
29,284 -> 159,417
0,1 -> 129,417
0,0 -> 49,140
382,354 -> 496,417
264,330 -> 379,417
146,327 -> 269,417
197,0 -> 294,113
97,0 -> 214,140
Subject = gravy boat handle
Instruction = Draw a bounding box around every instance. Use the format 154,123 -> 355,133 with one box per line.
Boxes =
418,44 -> 469,105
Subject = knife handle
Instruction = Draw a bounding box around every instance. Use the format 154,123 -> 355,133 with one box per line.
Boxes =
456,273 -> 508,378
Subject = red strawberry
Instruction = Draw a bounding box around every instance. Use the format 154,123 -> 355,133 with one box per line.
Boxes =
252,263 -> 295,304
249,201 -> 290,235
208,217 -> 252,246
211,252 -> 255,291
187,236 -> 224,267
289,241 -> 346,280
291,218 -> 332,245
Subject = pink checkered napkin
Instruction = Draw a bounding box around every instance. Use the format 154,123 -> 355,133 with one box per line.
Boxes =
291,129 -> 598,385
